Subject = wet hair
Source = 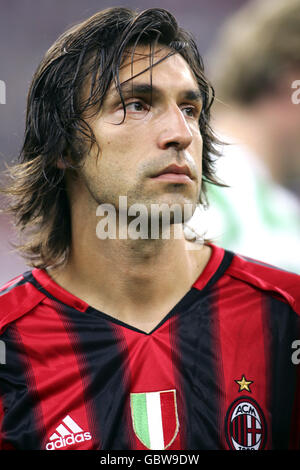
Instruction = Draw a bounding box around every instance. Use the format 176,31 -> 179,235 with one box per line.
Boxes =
1,7 -> 223,268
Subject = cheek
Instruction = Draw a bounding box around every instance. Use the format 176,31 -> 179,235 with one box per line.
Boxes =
100,127 -> 139,160
96,138 -> 137,190
192,132 -> 203,163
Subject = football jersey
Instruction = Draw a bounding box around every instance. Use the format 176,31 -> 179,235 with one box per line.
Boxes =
0,243 -> 299,450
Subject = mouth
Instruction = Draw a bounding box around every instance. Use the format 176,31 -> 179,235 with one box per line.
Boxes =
151,164 -> 194,183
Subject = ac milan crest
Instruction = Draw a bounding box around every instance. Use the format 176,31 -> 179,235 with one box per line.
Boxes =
225,397 -> 267,450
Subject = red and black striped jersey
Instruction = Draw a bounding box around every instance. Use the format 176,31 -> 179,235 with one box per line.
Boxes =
0,243 -> 300,450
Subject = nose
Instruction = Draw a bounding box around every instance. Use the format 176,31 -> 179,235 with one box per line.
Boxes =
157,105 -> 193,151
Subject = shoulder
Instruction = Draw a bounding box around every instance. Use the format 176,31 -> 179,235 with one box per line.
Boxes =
225,250 -> 300,314
0,271 -> 47,334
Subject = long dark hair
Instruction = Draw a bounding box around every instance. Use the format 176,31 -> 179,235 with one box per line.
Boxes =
1,7 -> 223,269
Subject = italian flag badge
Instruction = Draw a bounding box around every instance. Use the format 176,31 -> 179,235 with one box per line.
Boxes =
130,389 -> 179,450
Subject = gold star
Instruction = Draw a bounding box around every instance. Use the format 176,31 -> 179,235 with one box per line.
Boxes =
235,375 -> 253,392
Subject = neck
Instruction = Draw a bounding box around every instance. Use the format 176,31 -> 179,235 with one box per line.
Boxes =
48,210 -> 211,332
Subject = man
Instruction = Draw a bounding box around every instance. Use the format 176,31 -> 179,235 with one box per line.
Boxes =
0,7 -> 300,451
189,0 -> 300,273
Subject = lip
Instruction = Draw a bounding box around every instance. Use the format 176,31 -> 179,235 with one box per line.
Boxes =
151,173 -> 192,183
151,164 -> 193,181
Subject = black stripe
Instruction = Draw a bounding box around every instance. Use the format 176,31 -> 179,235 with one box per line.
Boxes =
263,295 -> 300,449
204,250 -> 234,291
168,251 -> 235,449
171,284 -> 221,449
234,415 -> 238,444
238,416 -> 243,447
0,325 -> 44,449
54,301 -> 132,450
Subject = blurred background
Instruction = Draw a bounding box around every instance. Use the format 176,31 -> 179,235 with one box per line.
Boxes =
0,0 -> 299,284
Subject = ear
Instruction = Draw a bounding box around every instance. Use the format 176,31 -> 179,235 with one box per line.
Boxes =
56,153 -> 71,169
57,158 -> 66,169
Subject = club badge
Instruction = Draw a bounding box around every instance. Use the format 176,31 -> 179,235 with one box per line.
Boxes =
225,396 -> 267,450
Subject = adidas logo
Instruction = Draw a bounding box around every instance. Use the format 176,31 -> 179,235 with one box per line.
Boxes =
45,415 -> 92,450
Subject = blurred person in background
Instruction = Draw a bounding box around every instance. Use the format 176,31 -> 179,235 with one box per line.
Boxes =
187,0 -> 300,273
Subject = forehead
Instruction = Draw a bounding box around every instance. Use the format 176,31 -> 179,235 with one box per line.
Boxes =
114,44 -> 199,93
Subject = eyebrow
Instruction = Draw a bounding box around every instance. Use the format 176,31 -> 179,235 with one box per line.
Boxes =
109,82 -> 203,103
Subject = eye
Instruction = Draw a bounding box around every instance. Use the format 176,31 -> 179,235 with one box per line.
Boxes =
181,106 -> 197,118
119,99 -> 150,120
125,100 -> 147,113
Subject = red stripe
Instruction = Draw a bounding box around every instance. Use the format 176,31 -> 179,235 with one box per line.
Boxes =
14,298 -> 93,449
168,315 -> 187,449
160,390 -> 178,448
0,274 -> 24,293
32,269 -> 89,312
244,414 -> 247,447
215,277 -> 270,449
0,283 -> 46,334
119,320 -> 182,450
193,244 -> 224,290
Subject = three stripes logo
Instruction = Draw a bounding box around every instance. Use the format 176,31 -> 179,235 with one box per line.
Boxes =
45,415 -> 92,450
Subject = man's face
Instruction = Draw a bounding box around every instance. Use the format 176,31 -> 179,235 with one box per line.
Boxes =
77,45 -> 203,217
